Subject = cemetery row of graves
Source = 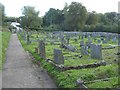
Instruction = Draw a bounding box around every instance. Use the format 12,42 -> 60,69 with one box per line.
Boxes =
18,30 -> 119,88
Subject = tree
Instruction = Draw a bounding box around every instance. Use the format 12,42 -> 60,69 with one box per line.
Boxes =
20,6 -> 42,30
97,13 -> 108,25
86,11 -> 98,25
43,8 -> 64,26
0,3 -> 5,26
104,12 -> 118,25
21,6 -> 42,45
64,2 -> 88,31
43,8 -> 64,30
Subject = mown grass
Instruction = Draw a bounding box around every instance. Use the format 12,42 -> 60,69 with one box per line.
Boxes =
0,31 -> 11,70
18,32 -> 119,88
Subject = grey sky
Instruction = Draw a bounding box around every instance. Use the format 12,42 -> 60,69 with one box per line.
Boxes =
0,0 -> 119,17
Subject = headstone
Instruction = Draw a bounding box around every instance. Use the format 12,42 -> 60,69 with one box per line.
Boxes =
88,35 -> 91,41
66,38 -> 70,44
106,35 -> 110,41
82,35 -> 85,40
54,49 -> 64,65
81,46 -> 88,55
98,39 -> 101,44
102,39 -> 107,44
23,33 -> 26,41
59,32 -> 65,46
39,40 -> 46,59
86,41 -> 92,48
80,41 -> 84,47
118,35 -> 120,46
90,44 -> 102,59
112,37 -> 117,42
66,45 -> 76,52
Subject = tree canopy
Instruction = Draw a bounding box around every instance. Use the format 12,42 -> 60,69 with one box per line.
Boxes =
0,3 -> 5,26
17,2 -> 119,33
20,6 -> 42,30
42,2 -> 119,33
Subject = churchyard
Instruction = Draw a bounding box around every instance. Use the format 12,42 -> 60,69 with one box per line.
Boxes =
18,30 -> 119,88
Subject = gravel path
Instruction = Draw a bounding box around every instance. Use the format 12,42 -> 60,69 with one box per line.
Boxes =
2,34 -> 57,88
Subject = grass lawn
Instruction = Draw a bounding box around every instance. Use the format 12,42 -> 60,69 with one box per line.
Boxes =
0,31 -> 11,70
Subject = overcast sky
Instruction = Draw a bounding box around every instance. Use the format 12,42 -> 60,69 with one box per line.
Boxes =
0,0 -> 119,17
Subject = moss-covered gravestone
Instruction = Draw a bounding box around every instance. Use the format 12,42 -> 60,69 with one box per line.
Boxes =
81,46 -> 89,55
90,44 -> 102,60
38,40 -> 46,59
54,49 -> 64,65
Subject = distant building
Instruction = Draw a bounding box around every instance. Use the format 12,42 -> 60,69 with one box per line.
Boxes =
10,22 -> 22,33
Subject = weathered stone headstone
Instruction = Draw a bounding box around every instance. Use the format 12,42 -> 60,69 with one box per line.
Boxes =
54,49 -> 64,65
59,32 -> 66,46
88,35 -> 91,41
39,40 -> 46,59
118,35 -> 120,46
102,39 -> 107,44
66,38 -> 70,44
80,41 -> 84,47
90,44 -> 102,59
66,45 -> 76,52
23,33 -> 26,41
82,35 -> 85,40
112,37 -> 117,42
98,39 -> 101,44
81,46 -> 88,55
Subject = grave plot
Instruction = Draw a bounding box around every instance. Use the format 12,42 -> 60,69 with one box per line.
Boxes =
18,31 -> 119,88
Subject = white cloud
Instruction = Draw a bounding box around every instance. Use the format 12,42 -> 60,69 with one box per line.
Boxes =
0,0 -> 119,17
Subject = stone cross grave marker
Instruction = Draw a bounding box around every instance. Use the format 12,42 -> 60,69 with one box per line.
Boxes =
54,49 -> 64,65
90,44 -> 102,60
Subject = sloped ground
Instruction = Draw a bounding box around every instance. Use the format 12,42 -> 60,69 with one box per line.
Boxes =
2,34 -> 57,88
